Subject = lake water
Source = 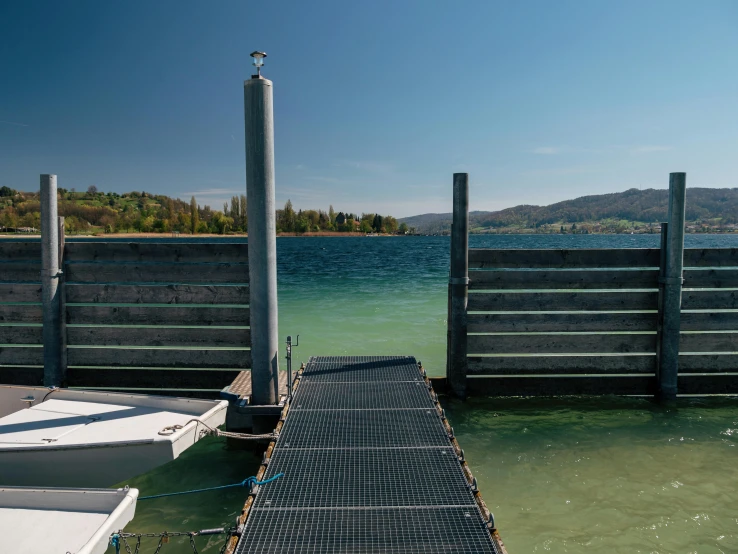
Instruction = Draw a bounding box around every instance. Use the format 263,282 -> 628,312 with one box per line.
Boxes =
18,233 -> 738,553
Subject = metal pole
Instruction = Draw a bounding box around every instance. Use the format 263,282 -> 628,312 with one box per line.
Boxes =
245,70 -> 279,408
58,216 -> 67,385
286,335 -> 292,400
448,173 -> 469,399
40,175 -> 62,387
657,173 -> 686,401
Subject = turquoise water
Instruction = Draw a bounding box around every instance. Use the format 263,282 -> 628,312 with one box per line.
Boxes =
82,234 -> 738,553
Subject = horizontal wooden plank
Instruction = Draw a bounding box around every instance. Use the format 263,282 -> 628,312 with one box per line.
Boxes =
466,375 -> 656,396
0,366 -> 43,385
67,367 -> 239,389
66,242 -> 248,263
467,355 -> 656,375
67,326 -> 250,347
680,333 -> 738,353
678,374 -> 738,395
0,283 -> 42,302
0,262 -> 41,283
468,333 -> 656,354
0,346 -> 43,365
683,269 -> 738,288
0,325 -> 42,345
684,248 -> 738,268
67,347 -> 251,368
0,305 -> 43,324
468,291 -> 657,311
681,312 -> 738,331
679,354 -> 738,372
468,312 -> 658,333
64,262 -> 248,284
68,388 -> 223,399
469,248 -> 660,269
67,305 -> 249,326
0,242 -> 41,261
65,284 -> 249,304
681,291 -> 738,310
469,269 -> 658,290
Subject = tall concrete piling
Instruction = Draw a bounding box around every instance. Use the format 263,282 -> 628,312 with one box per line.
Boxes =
447,173 -> 469,399
40,174 -> 63,387
244,55 -> 280,413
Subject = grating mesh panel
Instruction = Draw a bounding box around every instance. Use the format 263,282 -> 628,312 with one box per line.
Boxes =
302,356 -> 421,383
291,381 -> 434,410
278,408 -> 448,449
254,447 -> 475,508
237,507 -> 501,554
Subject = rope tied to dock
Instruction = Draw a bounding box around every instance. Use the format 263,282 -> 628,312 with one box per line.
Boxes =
158,418 -> 278,441
138,473 -> 283,501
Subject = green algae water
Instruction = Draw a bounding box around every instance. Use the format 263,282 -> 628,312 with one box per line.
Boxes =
108,234 -> 738,553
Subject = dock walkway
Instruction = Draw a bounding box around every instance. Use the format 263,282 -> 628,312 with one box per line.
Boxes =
235,355 -> 506,554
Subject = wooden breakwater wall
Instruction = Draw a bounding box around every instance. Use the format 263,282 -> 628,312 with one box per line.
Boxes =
0,241 -> 250,398
445,173 -> 738,399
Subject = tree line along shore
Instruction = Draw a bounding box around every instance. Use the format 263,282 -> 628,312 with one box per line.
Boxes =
0,186 -> 412,236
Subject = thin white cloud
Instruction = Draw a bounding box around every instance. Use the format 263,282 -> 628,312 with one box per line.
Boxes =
182,188 -> 243,197
631,145 -> 672,154
0,120 -> 29,127
532,146 -> 561,155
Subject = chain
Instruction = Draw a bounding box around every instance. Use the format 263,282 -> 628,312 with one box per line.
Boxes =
111,528 -> 236,554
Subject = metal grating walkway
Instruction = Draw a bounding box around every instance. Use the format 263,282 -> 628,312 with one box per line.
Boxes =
236,356 -> 503,554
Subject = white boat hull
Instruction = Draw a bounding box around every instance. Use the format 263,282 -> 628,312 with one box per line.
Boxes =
0,386 -> 228,488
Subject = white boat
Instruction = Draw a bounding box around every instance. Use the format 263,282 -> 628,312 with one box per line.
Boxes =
0,485 -> 138,554
0,385 -> 228,487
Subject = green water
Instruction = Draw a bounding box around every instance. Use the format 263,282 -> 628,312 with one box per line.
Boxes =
112,235 -> 738,553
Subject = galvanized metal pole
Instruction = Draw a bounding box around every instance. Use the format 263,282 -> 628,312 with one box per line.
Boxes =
657,173 -> 686,401
40,174 -> 62,387
448,173 -> 469,399
245,70 -> 279,407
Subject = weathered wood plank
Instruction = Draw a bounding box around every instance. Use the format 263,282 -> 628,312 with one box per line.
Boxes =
67,326 -> 250,347
468,333 -> 656,354
67,367 -> 239,389
66,242 -> 248,263
0,366 -> 43,385
0,346 -> 43,365
468,312 -> 657,333
0,305 -> 43,324
64,262 -> 248,284
678,374 -> 738,394
681,312 -> 738,331
680,333 -> 738,353
67,305 -> 249,326
65,284 -> 249,304
0,242 -> 41,261
466,375 -> 656,396
469,269 -> 658,290
67,347 -> 251,368
684,248 -> 738,268
0,283 -> 42,302
683,269 -> 738,288
469,248 -> 660,269
0,263 -> 41,283
467,355 -> 656,374
682,291 -> 738,310
679,354 -> 738,372
468,291 -> 657,311
0,325 -> 43,345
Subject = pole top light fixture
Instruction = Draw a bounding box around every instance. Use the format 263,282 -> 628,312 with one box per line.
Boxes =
251,51 -> 267,78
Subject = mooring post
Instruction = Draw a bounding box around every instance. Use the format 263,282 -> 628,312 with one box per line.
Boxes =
40,174 -> 63,387
656,173 -> 686,401
447,173 -> 469,399
244,52 -> 280,411
58,216 -> 67,385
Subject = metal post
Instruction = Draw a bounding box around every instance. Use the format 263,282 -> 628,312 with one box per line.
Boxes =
447,173 -> 469,399
245,66 -> 279,408
656,173 -> 686,401
58,216 -> 67,385
40,175 -> 62,387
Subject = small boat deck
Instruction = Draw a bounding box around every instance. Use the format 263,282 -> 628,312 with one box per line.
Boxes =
234,355 -> 506,554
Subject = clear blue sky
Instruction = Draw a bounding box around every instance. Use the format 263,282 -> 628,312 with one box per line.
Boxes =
1,1 -> 736,217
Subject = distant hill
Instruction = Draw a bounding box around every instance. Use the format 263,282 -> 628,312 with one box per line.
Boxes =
399,188 -> 738,234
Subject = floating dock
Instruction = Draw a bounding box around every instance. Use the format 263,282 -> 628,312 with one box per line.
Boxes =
230,355 -> 506,554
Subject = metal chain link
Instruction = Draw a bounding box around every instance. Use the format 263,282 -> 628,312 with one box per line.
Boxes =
112,528 -> 235,554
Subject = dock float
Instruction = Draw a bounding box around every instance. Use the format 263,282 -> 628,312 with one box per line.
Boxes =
231,355 -> 506,554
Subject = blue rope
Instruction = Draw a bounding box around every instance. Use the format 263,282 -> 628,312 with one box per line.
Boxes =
138,473 -> 284,501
